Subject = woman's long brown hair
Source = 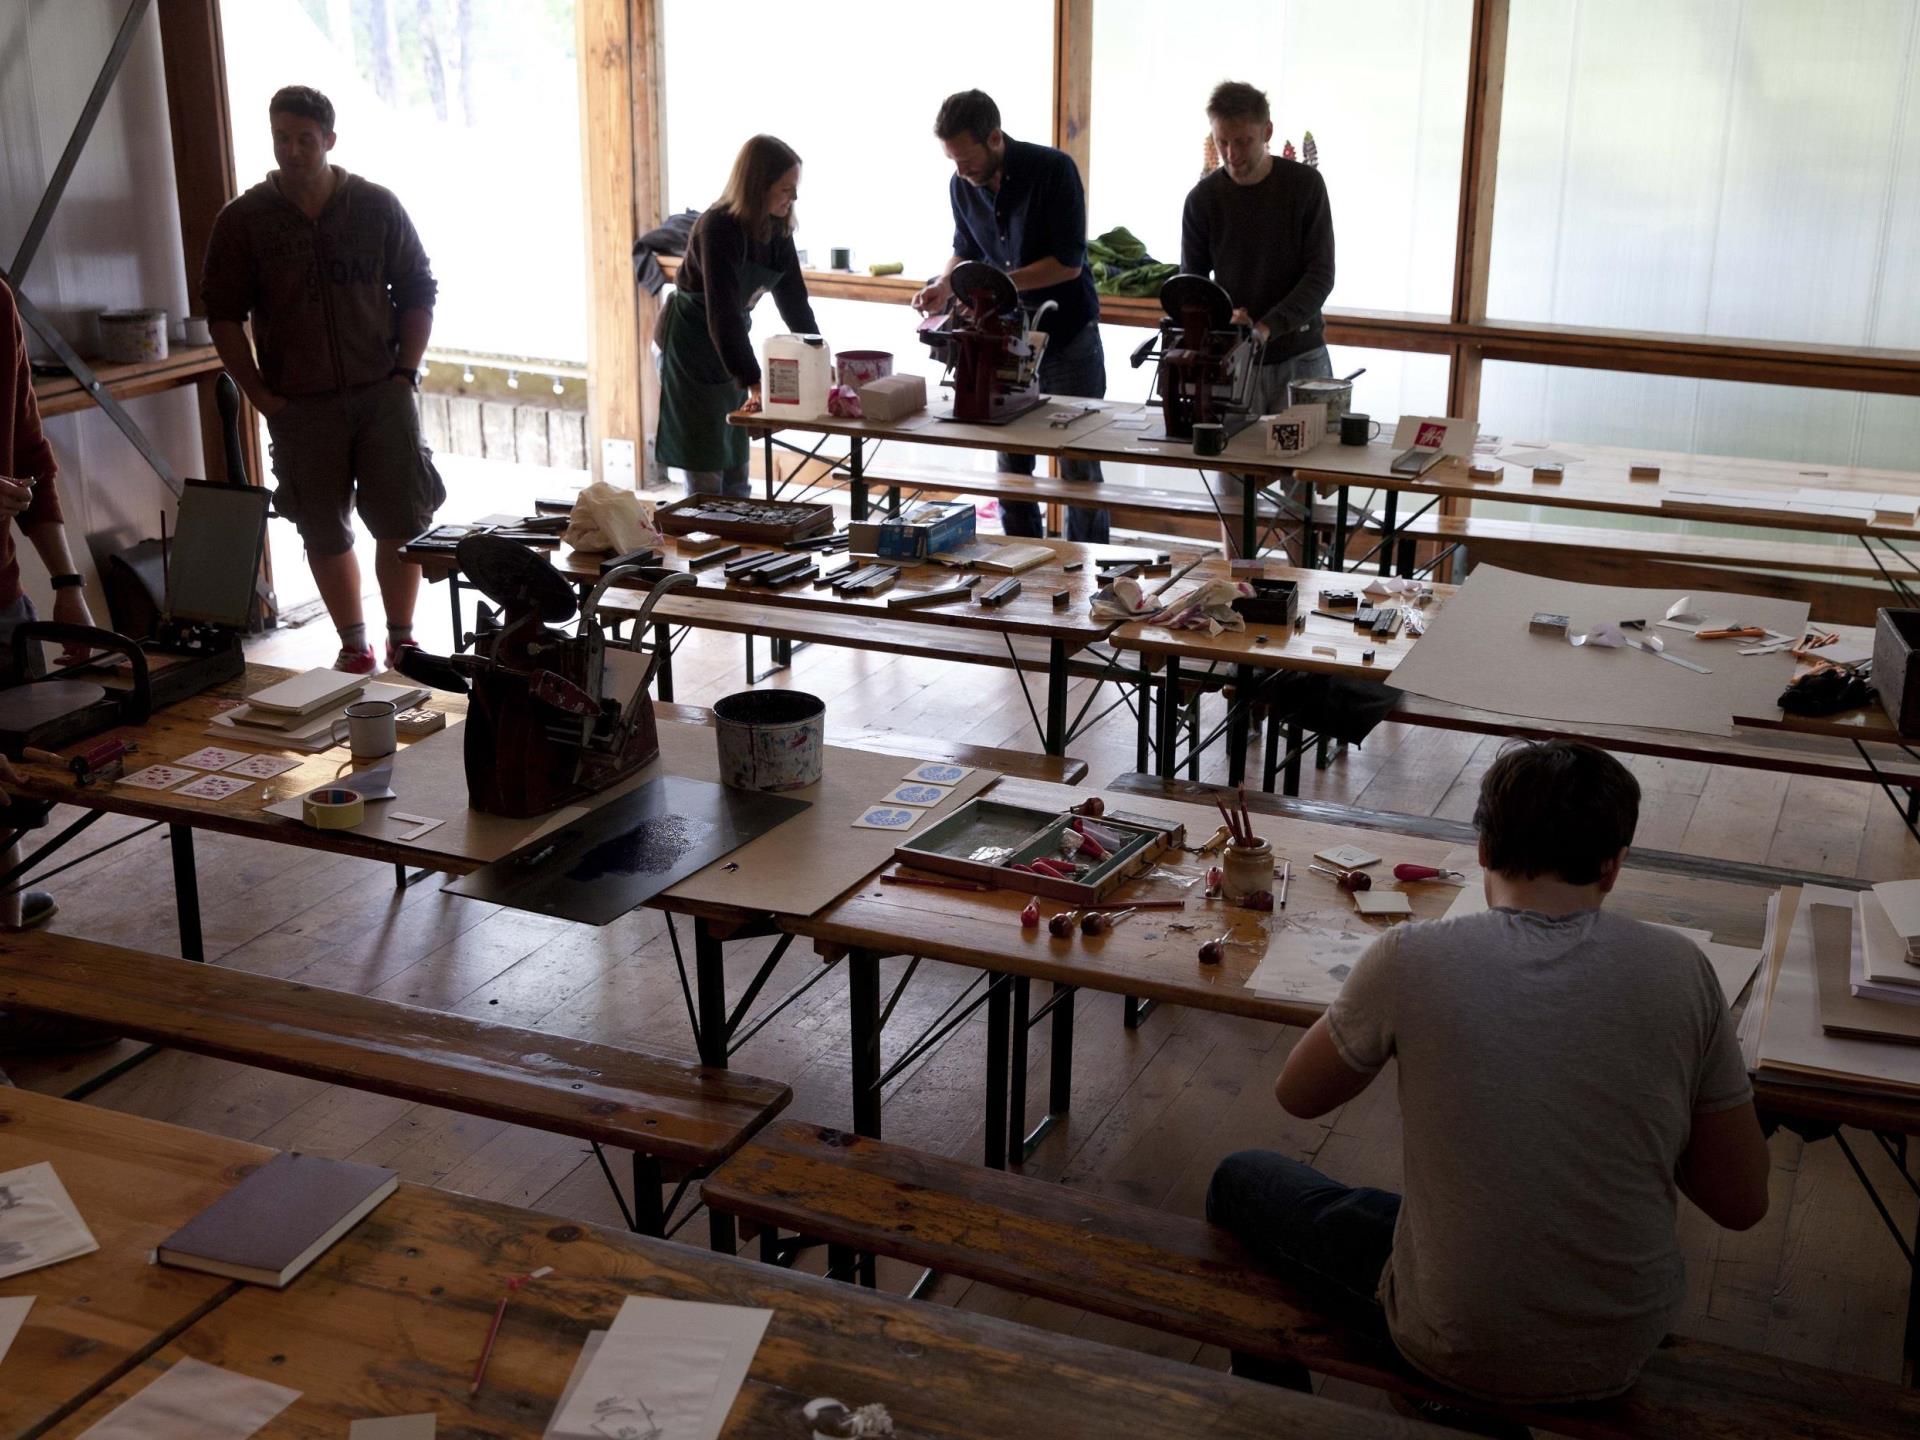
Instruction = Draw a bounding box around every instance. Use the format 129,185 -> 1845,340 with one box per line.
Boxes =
715,134 -> 801,243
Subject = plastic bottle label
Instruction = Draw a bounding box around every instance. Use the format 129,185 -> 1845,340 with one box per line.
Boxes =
767,357 -> 800,405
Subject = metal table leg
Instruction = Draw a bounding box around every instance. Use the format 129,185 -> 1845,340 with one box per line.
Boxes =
1044,639 -> 1068,756
652,621 -> 674,702
1284,717 -> 1305,796
1332,484 -> 1350,571
848,950 -> 883,1140
1157,655 -> 1181,779
1227,663 -> 1251,786
1378,489 -> 1399,577
1135,654 -> 1153,774
1008,975 -> 1031,1163
692,919 -> 730,1068
1240,475 -> 1258,558
168,824 -> 204,963
984,973 -> 1010,1170
849,436 -> 867,521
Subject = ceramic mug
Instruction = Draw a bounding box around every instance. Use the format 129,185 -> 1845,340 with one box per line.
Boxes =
1340,412 -> 1383,446
331,699 -> 397,758
1191,422 -> 1227,457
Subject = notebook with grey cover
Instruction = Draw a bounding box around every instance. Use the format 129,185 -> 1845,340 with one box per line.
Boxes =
156,1152 -> 397,1287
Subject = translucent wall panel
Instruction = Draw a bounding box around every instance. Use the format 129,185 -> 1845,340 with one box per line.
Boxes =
1479,360 -> 1920,472
1089,0 -> 1471,316
661,1 -> 1051,280
1488,0 -> 1920,347
221,0 -> 585,362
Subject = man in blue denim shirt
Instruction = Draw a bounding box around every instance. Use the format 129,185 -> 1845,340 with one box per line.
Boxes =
912,90 -> 1109,543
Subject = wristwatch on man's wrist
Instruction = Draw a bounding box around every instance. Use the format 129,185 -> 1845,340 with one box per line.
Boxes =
50,573 -> 84,590
390,366 -> 420,388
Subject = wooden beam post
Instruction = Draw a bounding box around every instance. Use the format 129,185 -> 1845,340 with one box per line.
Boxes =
156,0 -> 246,481
1052,0 -> 1092,199
630,0 -> 664,476
1444,0 -> 1509,422
156,0 -> 273,615
578,0 -> 644,486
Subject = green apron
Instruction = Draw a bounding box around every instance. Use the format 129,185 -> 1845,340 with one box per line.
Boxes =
655,256 -> 783,472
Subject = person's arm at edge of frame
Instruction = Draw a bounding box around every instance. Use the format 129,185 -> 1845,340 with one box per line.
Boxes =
1275,1014 -> 1376,1118
386,197 -> 438,379
1675,1101 -> 1769,1231
7,295 -> 94,666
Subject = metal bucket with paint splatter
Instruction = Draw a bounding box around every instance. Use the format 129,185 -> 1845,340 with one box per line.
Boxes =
714,689 -> 825,791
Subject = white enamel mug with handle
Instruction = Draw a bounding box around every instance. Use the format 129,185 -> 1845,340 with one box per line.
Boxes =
331,699 -> 397,758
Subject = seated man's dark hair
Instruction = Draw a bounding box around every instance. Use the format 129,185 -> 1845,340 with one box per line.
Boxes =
1207,80 -> 1271,125
269,85 -> 335,132
934,90 -> 1001,145
1473,740 -> 1639,884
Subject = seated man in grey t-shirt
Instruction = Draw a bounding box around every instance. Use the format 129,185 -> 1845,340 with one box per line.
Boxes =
1208,739 -> 1770,1409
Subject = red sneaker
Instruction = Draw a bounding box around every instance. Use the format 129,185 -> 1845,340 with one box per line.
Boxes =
333,645 -> 377,674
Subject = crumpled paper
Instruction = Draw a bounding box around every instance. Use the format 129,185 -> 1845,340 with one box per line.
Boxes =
1145,578 -> 1254,636
826,383 -> 863,419
1570,621 -> 1628,648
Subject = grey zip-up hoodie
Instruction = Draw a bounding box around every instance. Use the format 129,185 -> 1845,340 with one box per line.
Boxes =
201,167 -> 437,397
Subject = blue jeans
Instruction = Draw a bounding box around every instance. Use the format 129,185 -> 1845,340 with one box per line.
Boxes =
998,324 -> 1109,544
1206,1150 -> 1401,1381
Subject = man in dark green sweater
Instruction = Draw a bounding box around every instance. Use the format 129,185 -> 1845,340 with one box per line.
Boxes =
1181,80 -> 1336,555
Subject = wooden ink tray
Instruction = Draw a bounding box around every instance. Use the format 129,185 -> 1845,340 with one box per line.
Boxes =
894,798 -> 1183,902
655,495 -> 835,544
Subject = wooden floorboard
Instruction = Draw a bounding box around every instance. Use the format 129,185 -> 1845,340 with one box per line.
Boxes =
7,605 -> 1916,1395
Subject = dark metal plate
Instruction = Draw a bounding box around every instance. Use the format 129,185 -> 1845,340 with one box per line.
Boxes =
0,680 -> 108,731
1159,272 -> 1233,328
950,260 -> 1019,314
445,774 -> 808,925
457,534 -> 577,623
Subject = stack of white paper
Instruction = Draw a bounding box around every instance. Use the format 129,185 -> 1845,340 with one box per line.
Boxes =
0,1162 -> 99,1279
1852,890 -> 1920,1006
545,1297 -> 772,1440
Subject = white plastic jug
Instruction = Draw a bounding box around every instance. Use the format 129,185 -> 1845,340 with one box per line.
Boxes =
762,334 -> 832,419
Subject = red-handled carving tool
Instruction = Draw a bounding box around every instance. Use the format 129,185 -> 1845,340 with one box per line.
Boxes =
1392,863 -> 1467,883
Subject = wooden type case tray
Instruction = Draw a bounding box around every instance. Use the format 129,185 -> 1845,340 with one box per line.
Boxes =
654,495 -> 835,544
894,798 -> 1184,903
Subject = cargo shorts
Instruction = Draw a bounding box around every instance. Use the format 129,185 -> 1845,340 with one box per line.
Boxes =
265,379 -> 446,557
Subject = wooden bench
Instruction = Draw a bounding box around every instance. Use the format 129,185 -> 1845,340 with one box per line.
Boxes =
1366,512 -> 1900,623
703,1121 -> 1920,1440
653,701 -> 1089,786
0,932 -> 790,1241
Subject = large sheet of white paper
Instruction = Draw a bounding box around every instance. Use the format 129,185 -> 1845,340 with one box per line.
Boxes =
76,1358 -> 300,1440
0,1162 -> 98,1280
1383,565 -> 1806,736
546,1297 -> 771,1440
0,1295 -> 32,1367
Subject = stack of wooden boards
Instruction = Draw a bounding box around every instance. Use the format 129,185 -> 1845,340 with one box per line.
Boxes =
1743,880 -> 1920,1099
209,668 -> 427,751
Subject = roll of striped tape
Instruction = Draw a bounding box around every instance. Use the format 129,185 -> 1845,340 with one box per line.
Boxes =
301,786 -> 365,830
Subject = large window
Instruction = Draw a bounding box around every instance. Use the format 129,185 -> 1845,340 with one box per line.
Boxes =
660,0 -> 1053,281
1480,361 -> 1920,472
1089,0 -> 1472,318
1488,0 -> 1920,348
221,0 -> 585,363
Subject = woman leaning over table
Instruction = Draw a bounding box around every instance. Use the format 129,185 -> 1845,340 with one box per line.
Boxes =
655,134 -> 820,498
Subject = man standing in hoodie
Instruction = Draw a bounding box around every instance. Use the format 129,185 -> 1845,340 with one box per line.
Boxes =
203,86 -> 442,673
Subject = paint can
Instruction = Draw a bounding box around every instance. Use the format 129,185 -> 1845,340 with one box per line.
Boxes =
1286,376 -> 1353,428
714,689 -> 825,791
97,308 -> 169,363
